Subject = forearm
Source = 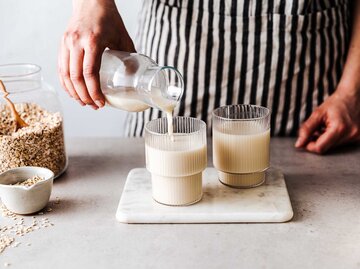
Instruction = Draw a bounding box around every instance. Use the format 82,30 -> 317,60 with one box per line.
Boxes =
336,1 -> 360,98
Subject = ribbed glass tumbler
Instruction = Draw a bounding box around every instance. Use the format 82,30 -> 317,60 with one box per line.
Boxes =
212,105 -> 270,188
145,117 -> 207,206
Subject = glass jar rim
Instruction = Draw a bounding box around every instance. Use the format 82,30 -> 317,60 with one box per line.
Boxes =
0,63 -> 41,78
212,104 -> 271,121
145,116 -> 206,136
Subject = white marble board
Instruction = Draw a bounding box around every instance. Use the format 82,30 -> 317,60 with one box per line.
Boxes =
116,167 -> 293,223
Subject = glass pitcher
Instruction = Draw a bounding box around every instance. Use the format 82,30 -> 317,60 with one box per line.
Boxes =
100,50 -> 184,113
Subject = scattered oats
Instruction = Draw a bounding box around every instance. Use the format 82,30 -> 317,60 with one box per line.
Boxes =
1,204 -> 17,219
4,262 -> 10,267
55,197 -> 60,204
0,103 -> 66,176
47,208 -> 53,212
0,235 -> 14,253
1,200 -> 58,262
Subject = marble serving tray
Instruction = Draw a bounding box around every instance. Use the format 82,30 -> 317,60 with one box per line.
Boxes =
116,167 -> 293,223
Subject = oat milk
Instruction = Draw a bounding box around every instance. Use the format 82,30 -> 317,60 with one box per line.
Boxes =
104,87 -> 150,112
145,135 -> 207,205
213,123 -> 270,187
104,86 -> 177,137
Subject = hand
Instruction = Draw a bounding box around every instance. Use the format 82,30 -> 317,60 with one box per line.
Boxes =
295,90 -> 360,154
58,0 -> 135,109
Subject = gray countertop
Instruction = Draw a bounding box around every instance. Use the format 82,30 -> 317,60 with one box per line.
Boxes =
1,138 -> 360,269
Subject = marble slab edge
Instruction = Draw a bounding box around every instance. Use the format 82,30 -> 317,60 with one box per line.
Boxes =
116,167 -> 294,224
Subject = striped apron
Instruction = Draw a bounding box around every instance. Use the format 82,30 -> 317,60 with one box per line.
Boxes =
125,0 -> 351,137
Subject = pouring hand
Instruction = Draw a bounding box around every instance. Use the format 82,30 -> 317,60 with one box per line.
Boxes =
58,0 -> 135,109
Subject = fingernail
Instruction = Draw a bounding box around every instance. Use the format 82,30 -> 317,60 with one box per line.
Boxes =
295,138 -> 302,148
77,100 -> 86,106
95,100 -> 105,108
91,105 -> 99,110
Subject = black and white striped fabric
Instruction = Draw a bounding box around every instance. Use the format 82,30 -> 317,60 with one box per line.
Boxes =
125,0 -> 351,137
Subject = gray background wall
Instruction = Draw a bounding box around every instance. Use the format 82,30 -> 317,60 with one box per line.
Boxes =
0,0 -> 142,137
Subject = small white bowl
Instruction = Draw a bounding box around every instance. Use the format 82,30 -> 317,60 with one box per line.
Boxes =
0,167 -> 54,214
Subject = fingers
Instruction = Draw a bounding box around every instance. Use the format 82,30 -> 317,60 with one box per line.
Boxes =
305,125 -> 343,154
59,31 -> 104,109
295,111 -> 322,148
83,43 -> 105,108
69,48 -> 98,110
59,36 -> 85,106
57,52 -> 69,97
336,125 -> 360,146
348,126 -> 360,143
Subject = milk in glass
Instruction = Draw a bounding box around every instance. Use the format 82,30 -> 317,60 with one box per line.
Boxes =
145,117 -> 207,206
212,105 -> 271,188
146,137 -> 206,205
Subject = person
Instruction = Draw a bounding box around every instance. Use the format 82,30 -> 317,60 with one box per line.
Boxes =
58,0 -> 360,154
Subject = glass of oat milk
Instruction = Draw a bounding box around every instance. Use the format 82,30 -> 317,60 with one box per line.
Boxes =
212,105 -> 270,188
145,117 -> 207,206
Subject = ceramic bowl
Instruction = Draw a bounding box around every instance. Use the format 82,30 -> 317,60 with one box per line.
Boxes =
0,167 -> 54,214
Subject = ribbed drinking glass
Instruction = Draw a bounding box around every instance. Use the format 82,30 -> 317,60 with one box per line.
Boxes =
145,116 -> 207,206
212,105 -> 270,188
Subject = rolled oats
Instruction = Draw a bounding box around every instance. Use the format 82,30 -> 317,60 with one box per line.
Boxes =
12,175 -> 44,187
0,103 -> 66,176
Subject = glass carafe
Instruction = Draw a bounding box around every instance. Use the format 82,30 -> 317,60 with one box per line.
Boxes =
0,64 -> 67,178
100,50 -> 184,113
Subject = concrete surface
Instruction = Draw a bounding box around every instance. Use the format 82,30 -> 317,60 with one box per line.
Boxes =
1,137 -> 360,269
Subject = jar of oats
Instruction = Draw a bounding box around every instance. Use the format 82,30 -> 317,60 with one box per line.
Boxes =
0,64 -> 67,178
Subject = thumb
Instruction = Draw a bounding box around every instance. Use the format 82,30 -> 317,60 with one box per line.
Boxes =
110,20 -> 136,53
295,110 -> 323,148
115,35 -> 136,53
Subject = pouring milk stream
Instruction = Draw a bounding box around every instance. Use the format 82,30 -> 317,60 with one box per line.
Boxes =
99,50 -> 184,139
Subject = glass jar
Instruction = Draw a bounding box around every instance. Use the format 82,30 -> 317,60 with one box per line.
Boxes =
0,64 -> 67,178
100,50 -> 184,112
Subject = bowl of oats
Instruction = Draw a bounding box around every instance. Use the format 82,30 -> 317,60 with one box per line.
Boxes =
0,166 -> 54,214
